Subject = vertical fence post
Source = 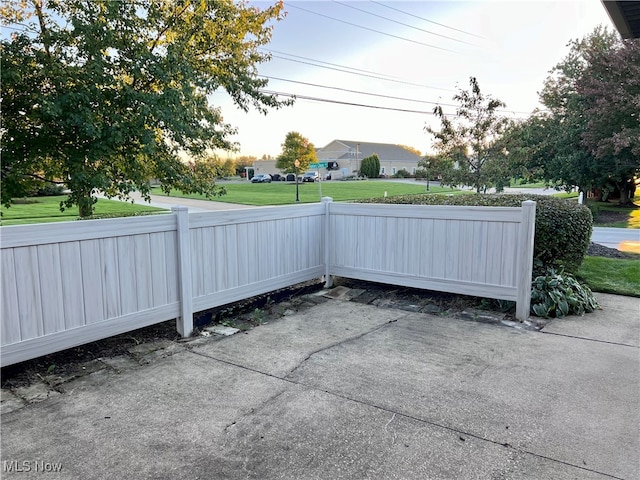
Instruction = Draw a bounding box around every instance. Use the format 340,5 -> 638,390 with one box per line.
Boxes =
172,207 -> 193,337
322,197 -> 334,288
516,201 -> 536,321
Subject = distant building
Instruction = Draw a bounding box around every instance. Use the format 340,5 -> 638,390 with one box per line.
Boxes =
246,159 -> 278,179
316,140 -> 422,178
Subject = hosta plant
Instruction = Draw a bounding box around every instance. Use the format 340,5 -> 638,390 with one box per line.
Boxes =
531,268 -> 599,318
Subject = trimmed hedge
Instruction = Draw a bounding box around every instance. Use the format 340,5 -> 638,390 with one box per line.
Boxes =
359,193 -> 593,276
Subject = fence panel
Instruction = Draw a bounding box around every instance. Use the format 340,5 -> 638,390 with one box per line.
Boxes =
326,202 -> 534,308
1,200 -> 534,367
1,215 -> 181,366
189,204 -> 326,312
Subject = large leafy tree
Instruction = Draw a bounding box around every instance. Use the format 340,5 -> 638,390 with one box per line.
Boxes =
507,27 -> 638,204
426,77 -> 510,193
275,131 -> 317,174
577,36 -> 640,205
1,0 -> 290,216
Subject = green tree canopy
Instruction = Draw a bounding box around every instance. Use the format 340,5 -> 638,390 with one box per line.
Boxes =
505,27 -> 639,204
426,77 -> 510,193
359,154 -> 380,178
418,153 -> 455,181
1,0 -> 290,216
275,132 -> 317,173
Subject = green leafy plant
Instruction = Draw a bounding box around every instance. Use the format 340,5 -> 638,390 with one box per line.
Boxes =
221,319 -> 237,329
251,308 -> 265,324
530,268 -> 599,318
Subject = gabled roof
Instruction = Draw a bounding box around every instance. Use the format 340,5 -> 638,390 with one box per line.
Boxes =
318,140 -> 422,162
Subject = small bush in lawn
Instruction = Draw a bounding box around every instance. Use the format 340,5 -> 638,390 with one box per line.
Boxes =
359,193 -> 593,276
34,183 -> 65,196
414,169 -> 427,180
530,268 -> 599,318
393,169 -> 412,178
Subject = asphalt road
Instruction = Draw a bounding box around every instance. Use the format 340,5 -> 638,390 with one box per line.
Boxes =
592,226 -> 640,252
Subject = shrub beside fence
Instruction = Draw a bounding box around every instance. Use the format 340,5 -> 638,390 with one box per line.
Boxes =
1,199 -> 535,367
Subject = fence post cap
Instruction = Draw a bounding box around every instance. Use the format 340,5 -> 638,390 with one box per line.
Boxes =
171,206 -> 189,212
321,197 -> 333,203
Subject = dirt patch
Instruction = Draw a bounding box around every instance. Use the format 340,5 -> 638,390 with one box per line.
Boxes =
594,209 -> 630,226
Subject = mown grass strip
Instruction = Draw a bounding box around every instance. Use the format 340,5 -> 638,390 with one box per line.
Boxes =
153,180 -> 463,206
577,256 -> 640,297
1,196 -> 167,226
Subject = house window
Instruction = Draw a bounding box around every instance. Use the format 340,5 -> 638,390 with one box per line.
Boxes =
392,167 -> 396,175
381,167 -> 386,175
412,167 -> 417,174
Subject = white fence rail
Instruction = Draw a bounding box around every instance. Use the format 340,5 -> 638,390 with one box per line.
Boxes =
1,199 -> 535,367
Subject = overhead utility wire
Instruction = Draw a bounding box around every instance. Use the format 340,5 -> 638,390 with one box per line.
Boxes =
263,76 -> 538,116
260,90 -> 443,115
284,3 -> 457,53
332,0 -> 477,46
261,47 -> 423,86
370,0 -> 485,39
263,76 -> 458,108
261,90 -> 532,119
268,54 -> 453,91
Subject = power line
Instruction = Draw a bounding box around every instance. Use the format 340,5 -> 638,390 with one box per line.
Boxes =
332,0 -> 477,47
284,2 -> 457,53
263,75 -> 458,108
260,89 -> 442,115
264,51 -> 454,92
262,48 -> 419,85
263,76 -> 538,116
369,0 -> 485,40
261,89 -> 533,119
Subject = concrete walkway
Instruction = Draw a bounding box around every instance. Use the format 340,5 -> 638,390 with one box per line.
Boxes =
101,191 -> 255,212
1,292 -> 638,479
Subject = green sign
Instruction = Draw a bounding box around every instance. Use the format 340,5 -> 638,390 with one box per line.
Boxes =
309,162 -> 328,169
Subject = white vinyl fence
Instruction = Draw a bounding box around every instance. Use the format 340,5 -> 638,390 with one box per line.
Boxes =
1,198 -> 535,366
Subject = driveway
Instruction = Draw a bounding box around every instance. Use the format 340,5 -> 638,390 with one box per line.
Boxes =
1,292 -> 638,479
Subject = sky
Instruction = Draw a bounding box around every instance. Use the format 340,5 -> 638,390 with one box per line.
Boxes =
211,0 -> 616,159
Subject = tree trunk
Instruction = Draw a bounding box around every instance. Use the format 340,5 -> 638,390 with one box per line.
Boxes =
617,179 -> 635,206
78,192 -> 95,218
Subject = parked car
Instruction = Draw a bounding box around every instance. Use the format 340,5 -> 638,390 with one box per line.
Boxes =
302,171 -> 319,182
251,174 -> 272,183
285,173 -> 296,182
271,173 -> 284,182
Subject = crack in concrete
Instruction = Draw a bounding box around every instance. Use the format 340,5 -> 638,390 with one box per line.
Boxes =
540,331 -> 639,348
285,317 -> 402,378
186,341 -> 625,480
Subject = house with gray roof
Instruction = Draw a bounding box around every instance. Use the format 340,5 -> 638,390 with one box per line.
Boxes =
316,140 -> 423,178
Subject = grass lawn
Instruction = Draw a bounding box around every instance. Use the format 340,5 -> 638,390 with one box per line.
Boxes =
153,180 -> 464,206
1,195 -> 167,226
551,191 -> 580,200
577,256 -> 640,297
